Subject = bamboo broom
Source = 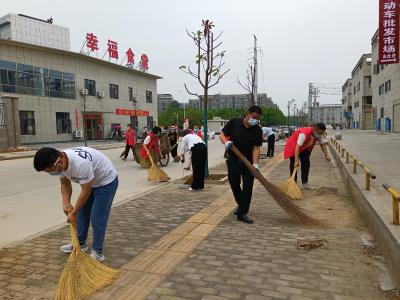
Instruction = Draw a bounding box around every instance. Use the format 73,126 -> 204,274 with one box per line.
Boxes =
230,145 -> 320,225
143,144 -> 170,182
278,168 -> 303,200
55,224 -> 119,300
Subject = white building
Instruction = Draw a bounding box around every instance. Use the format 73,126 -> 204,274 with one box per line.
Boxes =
207,117 -> 229,133
341,79 -> 353,128
371,30 -> 400,132
0,14 -> 70,51
314,104 -> 342,125
350,54 -> 373,129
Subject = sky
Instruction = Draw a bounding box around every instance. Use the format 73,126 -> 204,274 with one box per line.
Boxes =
2,0 -> 378,112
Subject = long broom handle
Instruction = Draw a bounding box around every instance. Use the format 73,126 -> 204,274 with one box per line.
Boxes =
290,167 -> 298,180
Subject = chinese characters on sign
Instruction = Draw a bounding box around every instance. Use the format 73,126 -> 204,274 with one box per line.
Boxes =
84,33 -> 149,71
379,0 -> 399,64
115,109 -> 149,117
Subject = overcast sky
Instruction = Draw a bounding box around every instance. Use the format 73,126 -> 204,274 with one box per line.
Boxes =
3,0 -> 377,111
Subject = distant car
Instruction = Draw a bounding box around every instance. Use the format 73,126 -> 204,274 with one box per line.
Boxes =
207,130 -> 216,140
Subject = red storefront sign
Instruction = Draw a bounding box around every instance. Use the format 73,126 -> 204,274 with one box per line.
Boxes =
115,109 -> 149,116
379,0 -> 400,64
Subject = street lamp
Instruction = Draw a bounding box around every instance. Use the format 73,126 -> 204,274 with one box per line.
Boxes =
287,99 -> 295,131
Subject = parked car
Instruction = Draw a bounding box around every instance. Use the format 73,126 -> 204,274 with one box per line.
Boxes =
207,130 -> 216,140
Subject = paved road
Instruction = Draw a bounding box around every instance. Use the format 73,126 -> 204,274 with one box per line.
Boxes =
0,138 -> 226,249
332,129 -> 400,192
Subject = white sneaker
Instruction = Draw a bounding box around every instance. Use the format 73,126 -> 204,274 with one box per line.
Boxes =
188,187 -> 194,191
90,249 -> 105,262
60,243 -> 89,253
301,183 -> 313,190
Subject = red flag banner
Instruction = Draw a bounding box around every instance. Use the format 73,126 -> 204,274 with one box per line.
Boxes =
115,109 -> 149,116
379,0 -> 400,64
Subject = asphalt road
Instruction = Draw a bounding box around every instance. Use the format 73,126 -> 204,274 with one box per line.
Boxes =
0,138 -> 226,248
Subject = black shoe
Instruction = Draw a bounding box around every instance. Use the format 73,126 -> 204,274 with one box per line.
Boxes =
233,207 -> 239,215
237,214 -> 254,224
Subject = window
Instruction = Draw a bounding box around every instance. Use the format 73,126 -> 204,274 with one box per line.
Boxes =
109,84 -> 119,99
20,111 -> 36,135
381,107 -> 384,118
354,101 -> 360,108
379,84 -> 385,95
85,79 -> 96,96
56,112 -> 72,134
353,86 -> 356,95
366,76 -> 372,87
128,87 -> 134,101
385,80 -> 391,93
364,96 -> 372,105
0,60 -> 75,99
357,82 -> 360,92
146,91 -> 153,103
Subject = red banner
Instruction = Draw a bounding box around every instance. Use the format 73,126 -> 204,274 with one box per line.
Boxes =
115,109 -> 149,116
379,0 -> 400,64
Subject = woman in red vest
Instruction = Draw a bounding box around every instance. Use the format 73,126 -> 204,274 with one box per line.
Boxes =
283,123 -> 330,189
122,124 -> 135,161
139,126 -> 162,168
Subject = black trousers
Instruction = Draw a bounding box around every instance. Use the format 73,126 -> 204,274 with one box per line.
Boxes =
227,158 -> 255,215
267,134 -> 275,157
123,145 -> 134,159
289,150 -> 311,184
191,143 -> 207,189
170,141 -> 177,158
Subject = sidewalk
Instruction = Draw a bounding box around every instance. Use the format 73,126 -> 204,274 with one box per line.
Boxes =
0,140 -> 125,161
0,147 -> 394,299
331,129 -> 400,192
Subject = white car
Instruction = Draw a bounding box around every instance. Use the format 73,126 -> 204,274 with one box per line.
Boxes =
207,130 -> 216,140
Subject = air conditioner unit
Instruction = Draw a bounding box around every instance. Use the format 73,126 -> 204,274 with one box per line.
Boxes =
80,89 -> 88,96
97,91 -> 105,98
74,130 -> 83,138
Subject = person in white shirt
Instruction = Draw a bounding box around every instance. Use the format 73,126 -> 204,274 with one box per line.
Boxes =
177,130 -> 207,191
33,147 -> 118,262
262,127 -> 275,158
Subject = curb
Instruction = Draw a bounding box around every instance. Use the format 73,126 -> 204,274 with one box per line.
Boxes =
329,142 -> 400,287
0,144 -> 125,161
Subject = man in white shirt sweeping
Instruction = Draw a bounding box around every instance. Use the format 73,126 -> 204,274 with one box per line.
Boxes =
177,130 -> 207,191
33,147 -> 118,262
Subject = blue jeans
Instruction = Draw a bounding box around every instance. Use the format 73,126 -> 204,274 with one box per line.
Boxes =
77,176 -> 118,252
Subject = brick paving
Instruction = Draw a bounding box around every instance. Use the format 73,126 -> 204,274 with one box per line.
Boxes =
0,146 -> 394,299
146,150 -> 391,300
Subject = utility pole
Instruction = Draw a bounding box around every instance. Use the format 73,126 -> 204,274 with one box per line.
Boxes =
308,83 -> 313,124
253,35 -> 258,106
313,88 -> 319,124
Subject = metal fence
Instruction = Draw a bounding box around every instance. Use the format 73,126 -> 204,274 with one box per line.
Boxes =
0,99 -> 5,129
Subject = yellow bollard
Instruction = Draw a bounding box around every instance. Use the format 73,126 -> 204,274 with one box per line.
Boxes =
346,151 -> 349,163
341,148 -> 345,158
392,194 -> 399,225
365,172 -> 370,191
353,159 -> 357,174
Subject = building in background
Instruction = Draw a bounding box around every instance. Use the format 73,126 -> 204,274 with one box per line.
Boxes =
314,104 -> 342,125
207,116 -> 229,133
341,79 -> 353,128
157,93 -> 174,113
187,93 -> 276,110
371,30 -> 400,132
0,14 -> 70,51
350,54 -> 373,129
0,19 -> 160,147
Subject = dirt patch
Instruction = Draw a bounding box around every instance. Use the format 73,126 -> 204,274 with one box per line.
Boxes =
183,174 -> 228,185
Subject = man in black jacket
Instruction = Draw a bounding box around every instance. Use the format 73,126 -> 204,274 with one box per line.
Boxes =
219,106 -> 263,224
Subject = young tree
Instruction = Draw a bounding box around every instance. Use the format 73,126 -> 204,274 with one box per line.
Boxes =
237,65 -> 256,106
180,20 -> 230,176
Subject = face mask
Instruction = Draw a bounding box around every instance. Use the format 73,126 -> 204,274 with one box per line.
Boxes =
194,128 -> 198,133
49,171 -> 61,176
248,118 -> 258,126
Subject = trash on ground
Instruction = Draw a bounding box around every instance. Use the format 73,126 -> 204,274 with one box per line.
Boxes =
296,238 -> 328,251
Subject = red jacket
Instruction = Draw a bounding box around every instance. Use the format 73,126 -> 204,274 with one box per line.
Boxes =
140,132 -> 159,158
196,130 -> 204,140
126,128 -> 135,145
284,127 -> 317,159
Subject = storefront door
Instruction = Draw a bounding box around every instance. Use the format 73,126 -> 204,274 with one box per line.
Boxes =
83,113 -> 103,140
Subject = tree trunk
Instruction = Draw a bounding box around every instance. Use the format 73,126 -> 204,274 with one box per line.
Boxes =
203,92 -> 209,177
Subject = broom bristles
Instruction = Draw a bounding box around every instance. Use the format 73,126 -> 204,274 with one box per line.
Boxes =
56,225 -> 119,300
231,146 -> 320,226
144,144 -> 170,182
278,169 -> 302,200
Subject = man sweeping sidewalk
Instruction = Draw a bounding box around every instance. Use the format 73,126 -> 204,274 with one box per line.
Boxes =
33,147 -> 118,262
284,123 -> 330,189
